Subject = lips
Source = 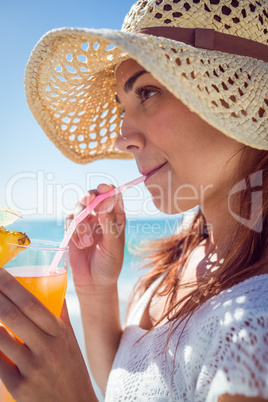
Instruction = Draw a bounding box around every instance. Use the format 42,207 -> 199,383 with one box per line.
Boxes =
142,162 -> 167,178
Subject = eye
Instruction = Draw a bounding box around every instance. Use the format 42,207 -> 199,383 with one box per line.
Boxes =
135,86 -> 159,103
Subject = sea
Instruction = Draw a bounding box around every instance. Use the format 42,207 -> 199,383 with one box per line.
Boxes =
11,216 -> 184,399
12,216 -> 184,306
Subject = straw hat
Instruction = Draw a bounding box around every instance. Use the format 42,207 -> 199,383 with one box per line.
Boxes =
25,0 -> 268,164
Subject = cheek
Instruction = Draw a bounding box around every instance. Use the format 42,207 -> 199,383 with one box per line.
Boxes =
148,103 -> 202,154
147,113 -> 180,150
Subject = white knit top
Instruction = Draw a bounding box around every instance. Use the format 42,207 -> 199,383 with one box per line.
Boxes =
105,274 -> 268,401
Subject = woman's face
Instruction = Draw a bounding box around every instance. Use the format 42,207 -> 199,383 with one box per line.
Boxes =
115,59 -> 248,214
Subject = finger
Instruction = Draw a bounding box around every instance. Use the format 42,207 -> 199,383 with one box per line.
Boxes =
67,213 -> 96,248
70,184 -> 125,248
70,190 -> 100,248
96,197 -> 126,253
96,186 -> 126,229
72,217 -> 101,249
0,349 -> 21,395
60,300 -> 72,330
66,189 -> 98,228
98,206 -> 126,244
0,268 -> 59,341
80,190 -> 98,206
95,184 -> 124,217
71,224 -> 92,249
97,184 -> 125,211
97,196 -> 115,215
97,183 -> 114,193
73,200 -> 84,217
110,191 -> 126,226
0,289 -> 46,353
0,325 -> 30,372
65,214 -> 74,232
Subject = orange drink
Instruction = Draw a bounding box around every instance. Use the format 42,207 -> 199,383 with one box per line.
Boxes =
7,266 -> 68,317
0,240 -> 68,402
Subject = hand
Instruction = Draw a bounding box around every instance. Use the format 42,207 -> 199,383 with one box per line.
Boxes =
66,184 -> 126,294
0,268 -> 97,401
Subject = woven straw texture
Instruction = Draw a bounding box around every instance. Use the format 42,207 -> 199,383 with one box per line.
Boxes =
25,0 -> 268,164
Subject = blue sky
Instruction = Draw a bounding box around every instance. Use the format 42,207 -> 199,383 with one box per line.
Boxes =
1,0 -> 161,221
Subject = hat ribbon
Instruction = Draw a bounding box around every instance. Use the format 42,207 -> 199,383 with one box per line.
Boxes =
136,27 -> 268,62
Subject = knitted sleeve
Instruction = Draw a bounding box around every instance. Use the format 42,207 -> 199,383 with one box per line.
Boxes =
195,303 -> 268,401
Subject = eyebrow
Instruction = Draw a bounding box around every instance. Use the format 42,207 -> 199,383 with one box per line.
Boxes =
115,69 -> 148,104
124,70 -> 148,93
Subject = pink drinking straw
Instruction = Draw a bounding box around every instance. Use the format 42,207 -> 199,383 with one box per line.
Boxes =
49,175 -> 147,272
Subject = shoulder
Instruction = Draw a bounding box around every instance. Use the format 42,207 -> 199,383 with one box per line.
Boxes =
192,275 -> 268,401
197,274 -> 268,360
193,274 -> 268,332
204,274 -> 268,315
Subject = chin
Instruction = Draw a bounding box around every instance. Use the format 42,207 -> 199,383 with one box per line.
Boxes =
152,194 -> 198,215
152,197 -> 196,215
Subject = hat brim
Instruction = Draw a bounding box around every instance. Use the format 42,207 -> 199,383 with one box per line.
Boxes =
25,27 -> 268,164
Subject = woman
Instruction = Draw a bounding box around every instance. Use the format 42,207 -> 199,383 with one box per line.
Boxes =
0,0 -> 268,400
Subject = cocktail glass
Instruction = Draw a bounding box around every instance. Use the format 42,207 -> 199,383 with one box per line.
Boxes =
0,239 -> 68,402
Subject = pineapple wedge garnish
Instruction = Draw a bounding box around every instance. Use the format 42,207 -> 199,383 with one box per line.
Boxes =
0,227 -> 30,267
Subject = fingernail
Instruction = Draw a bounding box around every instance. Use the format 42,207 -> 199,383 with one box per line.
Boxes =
85,192 -> 95,201
99,198 -> 114,214
83,234 -> 92,246
106,198 -> 114,213
82,193 -> 95,206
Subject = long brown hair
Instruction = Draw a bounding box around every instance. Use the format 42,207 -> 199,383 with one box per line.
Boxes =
127,149 -> 268,336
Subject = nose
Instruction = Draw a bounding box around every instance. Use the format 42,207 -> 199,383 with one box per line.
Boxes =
115,116 -> 145,156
